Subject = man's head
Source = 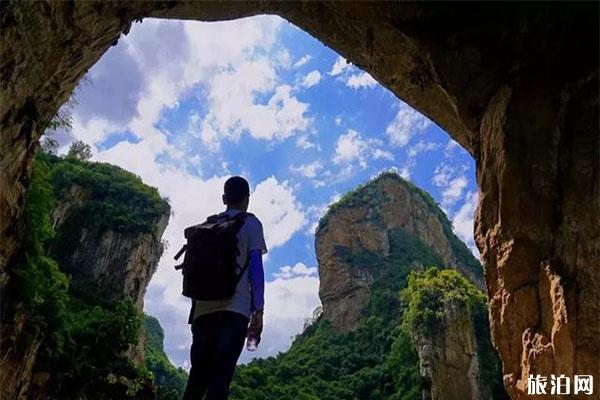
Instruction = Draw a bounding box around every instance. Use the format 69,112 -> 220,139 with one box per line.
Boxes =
223,176 -> 250,211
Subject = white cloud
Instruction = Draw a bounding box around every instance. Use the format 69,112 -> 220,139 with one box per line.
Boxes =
275,49 -> 291,68
251,177 -> 307,249
452,191 -> 480,258
386,102 -> 431,147
346,72 -> 377,89
432,163 -> 455,187
332,129 -> 366,168
399,166 -> 412,180
302,70 -> 322,88
444,139 -> 461,157
442,176 -> 468,207
333,129 -> 366,167
407,141 -> 441,158
273,262 -> 318,279
290,160 -> 323,178
334,116 -> 342,126
293,54 -> 312,68
296,135 -> 318,150
332,129 -> 395,178
198,59 -> 310,149
373,148 -> 395,161
432,162 -> 469,208
239,272 -> 320,363
329,56 -> 350,76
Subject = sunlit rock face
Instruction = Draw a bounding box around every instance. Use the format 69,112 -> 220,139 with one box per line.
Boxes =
315,173 -> 484,331
0,2 -> 597,399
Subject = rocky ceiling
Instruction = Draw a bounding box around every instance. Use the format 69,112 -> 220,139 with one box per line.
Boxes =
1,2 -> 598,399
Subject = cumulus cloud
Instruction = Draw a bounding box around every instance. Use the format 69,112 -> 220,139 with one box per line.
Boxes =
296,135 -> 319,150
386,102 -> 431,147
293,54 -> 312,68
274,262 -> 318,279
432,162 -> 469,208
442,176 -> 468,207
452,191 -> 480,258
290,160 -> 323,178
330,56 -> 350,76
251,177 -> 307,249
199,60 -> 310,150
346,72 -> 377,89
301,70 -> 322,88
333,129 -> 391,169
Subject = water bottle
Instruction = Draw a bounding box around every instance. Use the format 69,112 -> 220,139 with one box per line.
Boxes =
246,332 -> 258,352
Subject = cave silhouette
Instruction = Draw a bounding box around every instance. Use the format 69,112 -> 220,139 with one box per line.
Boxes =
1,3 -> 598,399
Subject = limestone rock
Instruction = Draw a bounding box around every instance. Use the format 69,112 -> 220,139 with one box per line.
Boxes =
51,204 -> 169,310
315,173 -> 483,331
412,301 -> 488,400
1,3 -> 597,399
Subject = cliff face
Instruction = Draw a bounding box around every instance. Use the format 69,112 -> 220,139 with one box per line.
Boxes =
412,301 -> 483,400
1,5 -> 597,398
0,155 -> 170,400
405,268 -> 504,400
50,187 -> 169,310
315,172 -> 483,331
230,173 -> 505,399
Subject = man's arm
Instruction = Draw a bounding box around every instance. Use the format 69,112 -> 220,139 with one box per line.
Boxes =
248,249 -> 264,313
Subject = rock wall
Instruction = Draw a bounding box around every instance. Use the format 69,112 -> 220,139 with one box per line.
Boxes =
315,173 -> 483,331
411,301 -> 487,400
1,2 -> 598,399
50,191 -> 169,310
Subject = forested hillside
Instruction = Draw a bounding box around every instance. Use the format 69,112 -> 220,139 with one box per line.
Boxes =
19,150 -> 181,399
230,173 -> 506,400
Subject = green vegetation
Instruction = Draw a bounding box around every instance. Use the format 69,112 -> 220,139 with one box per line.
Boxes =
38,151 -> 170,272
230,177 -> 502,399
230,227 -> 439,400
317,171 -> 483,283
402,268 -> 507,399
402,268 -> 486,334
18,152 -> 177,399
143,315 -> 188,400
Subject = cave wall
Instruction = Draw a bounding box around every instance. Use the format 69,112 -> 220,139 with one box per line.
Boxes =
1,2 -> 597,399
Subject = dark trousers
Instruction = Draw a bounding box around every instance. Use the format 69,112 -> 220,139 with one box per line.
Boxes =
183,311 -> 249,400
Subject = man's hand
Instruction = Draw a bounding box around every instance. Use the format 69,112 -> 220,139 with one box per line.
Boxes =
248,310 -> 264,345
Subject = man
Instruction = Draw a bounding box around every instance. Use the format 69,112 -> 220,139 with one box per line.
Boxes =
184,176 -> 267,400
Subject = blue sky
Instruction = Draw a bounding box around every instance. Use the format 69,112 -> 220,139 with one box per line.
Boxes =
58,16 -> 478,367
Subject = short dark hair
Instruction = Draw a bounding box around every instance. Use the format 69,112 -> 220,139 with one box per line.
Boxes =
223,176 -> 250,204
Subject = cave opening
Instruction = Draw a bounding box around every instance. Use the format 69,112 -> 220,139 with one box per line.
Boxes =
1,3 -> 597,400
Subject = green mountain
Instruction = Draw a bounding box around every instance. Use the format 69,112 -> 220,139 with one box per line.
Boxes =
19,151 -> 181,399
230,172 -> 506,400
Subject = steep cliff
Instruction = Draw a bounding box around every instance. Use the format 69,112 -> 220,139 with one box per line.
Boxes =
315,172 -> 483,331
47,155 -> 170,310
404,268 -> 504,400
0,153 -> 171,400
231,172 -> 506,400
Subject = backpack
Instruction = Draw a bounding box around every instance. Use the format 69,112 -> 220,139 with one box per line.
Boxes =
174,212 -> 253,301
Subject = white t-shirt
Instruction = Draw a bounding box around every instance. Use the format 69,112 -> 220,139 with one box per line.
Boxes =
192,208 -> 268,320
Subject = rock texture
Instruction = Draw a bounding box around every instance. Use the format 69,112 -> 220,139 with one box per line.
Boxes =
315,173 -> 483,331
412,301 -> 486,400
50,192 -> 169,310
1,2 -> 598,399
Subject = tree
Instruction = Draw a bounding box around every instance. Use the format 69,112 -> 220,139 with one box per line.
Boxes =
66,140 -> 92,161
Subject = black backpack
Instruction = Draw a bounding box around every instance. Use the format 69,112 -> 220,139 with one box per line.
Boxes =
174,212 -> 252,301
